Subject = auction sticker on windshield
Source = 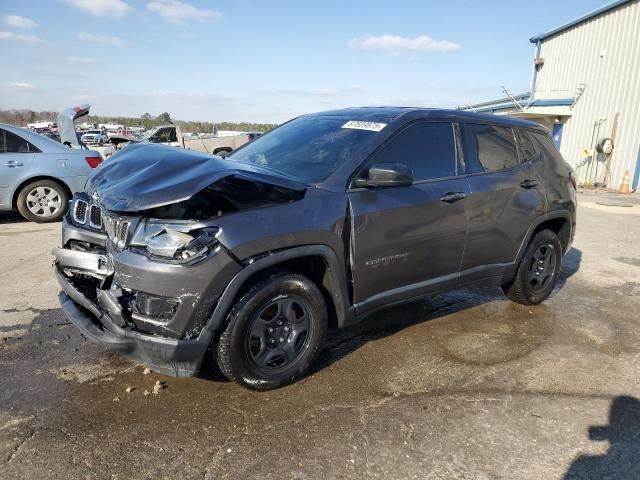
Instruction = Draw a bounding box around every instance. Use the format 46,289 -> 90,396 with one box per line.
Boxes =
341,121 -> 387,132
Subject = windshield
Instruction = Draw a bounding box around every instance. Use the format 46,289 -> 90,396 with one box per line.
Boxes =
142,127 -> 159,140
229,116 -> 383,183
87,130 -> 101,134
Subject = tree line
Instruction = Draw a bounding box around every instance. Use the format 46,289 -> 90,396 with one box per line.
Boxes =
0,109 -> 278,134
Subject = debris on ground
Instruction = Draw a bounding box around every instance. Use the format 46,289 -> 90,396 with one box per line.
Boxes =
126,386 -> 135,393
143,367 -> 152,375
112,396 -> 121,402
143,390 -> 150,396
152,381 -> 166,394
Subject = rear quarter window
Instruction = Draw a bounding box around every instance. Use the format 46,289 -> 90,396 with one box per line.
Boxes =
463,123 -> 519,173
0,129 -> 39,153
515,129 -> 539,163
530,132 -> 565,163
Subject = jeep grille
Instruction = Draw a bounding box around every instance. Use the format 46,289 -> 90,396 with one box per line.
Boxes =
103,214 -> 130,248
73,200 -> 87,224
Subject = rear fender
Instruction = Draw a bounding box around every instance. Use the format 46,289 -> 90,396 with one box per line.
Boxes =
515,209 -> 574,263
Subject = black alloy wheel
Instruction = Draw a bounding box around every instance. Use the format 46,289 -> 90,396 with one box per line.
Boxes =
526,242 -> 557,292
502,229 -> 563,305
215,273 -> 327,390
246,296 -> 312,371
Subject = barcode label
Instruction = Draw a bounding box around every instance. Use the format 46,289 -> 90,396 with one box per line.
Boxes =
341,121 -> 387,132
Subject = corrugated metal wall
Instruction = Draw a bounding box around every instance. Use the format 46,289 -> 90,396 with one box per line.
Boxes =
535,0 -> 640,188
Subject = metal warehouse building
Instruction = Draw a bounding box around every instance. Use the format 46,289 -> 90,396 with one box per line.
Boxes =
462,0 -> 640,191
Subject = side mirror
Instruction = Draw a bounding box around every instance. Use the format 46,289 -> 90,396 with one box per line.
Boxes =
354,163 -> 414,189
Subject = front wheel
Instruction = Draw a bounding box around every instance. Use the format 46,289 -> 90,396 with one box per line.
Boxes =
16,180 -> 69,223
502,229 -> 562,305
215,273 -> 327,390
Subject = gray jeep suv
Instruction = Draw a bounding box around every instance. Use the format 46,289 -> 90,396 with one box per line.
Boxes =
53,107 -> 577,390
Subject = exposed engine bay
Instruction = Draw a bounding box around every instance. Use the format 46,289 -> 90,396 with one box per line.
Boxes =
143,176 -> 305,220
54,143 -> 314,348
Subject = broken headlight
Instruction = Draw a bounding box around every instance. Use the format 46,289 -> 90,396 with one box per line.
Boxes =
130,220 -> 219,262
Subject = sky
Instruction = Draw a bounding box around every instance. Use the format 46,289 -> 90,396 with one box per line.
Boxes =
0,0 -> 613,123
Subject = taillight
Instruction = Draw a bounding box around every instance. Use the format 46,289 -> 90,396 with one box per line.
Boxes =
569,171 -> 577,190
85,156 -> 103,168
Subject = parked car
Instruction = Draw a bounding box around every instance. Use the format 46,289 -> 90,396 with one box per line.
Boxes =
141,125 -> 252,155
80,129 -> 108,146
40,131 -> 61,143
246,132 -> 263,141
0,123 -> 103,222
53,107 -> 576,390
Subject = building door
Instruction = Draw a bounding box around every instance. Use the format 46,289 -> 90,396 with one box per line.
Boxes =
552,123 -> 563,149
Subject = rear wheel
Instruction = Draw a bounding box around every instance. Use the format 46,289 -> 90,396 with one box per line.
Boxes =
16,180 -> 69,223
213,148 -> 231,157
502,229 -> 562,305
215,273 -> 327,390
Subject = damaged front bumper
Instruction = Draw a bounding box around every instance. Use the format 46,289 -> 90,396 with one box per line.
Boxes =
54,219 -> 242,377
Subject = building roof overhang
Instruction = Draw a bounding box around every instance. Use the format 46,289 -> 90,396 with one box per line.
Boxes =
460,96 -> 576,114
529,0 -> 634,43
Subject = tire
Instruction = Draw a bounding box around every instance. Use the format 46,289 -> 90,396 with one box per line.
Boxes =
215,273 -> 328,391
502,229 -> 562,305
16,180 -> 69,223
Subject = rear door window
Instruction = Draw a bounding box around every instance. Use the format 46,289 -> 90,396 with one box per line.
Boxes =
371,122 -> 457,181
463,124 -> 519,173
152,128 -> 174,143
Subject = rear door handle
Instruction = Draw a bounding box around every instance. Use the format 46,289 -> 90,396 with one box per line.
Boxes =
440,192 -> 467,203
520,179 -> 539,189
3,161 -> 24,167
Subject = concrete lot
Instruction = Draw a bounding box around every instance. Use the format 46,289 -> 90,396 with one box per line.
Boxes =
1,192 -> 639,480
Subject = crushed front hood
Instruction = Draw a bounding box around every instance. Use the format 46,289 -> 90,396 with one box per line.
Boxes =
85,143 -> 307,212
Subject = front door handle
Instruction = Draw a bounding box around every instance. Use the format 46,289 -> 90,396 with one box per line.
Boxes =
440,192 -> 467,203
520,179 -> 539,189
3,161 -> 24,167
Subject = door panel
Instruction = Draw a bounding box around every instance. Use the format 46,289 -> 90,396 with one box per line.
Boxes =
349,177 -> 469,310
462,164 -> 546,273
0,153 -> 34,206
460,123 -> 546,281
0,128 -> 37,207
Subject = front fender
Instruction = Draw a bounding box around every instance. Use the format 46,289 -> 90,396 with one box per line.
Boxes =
201,244 -> 352,338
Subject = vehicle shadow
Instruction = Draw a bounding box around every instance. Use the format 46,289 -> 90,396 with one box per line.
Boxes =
564,396 -> 640,479
313,246 -> 582,373
201,247 -> 582,382
0,211 -> 28,224
556,246 -> 582,289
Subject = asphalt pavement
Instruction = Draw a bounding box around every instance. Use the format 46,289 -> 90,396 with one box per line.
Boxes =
1,191 -> 639,479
